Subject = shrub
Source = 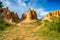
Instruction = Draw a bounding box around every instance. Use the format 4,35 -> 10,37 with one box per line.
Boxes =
45,17 -> 60,32
0,20 -> 11,31
0,1 -> 3,8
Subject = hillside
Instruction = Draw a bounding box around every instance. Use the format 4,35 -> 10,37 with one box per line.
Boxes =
0,7 -> 60,40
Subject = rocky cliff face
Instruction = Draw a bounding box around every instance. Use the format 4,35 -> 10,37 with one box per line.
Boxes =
21,13 -> 27,20
27,8 -> 37,20
42,10 -> 60,21
1,7 -> 60,23
21,8 -> 37,21
27,8 -> 32,20
31,9 -> 37,19
0,7 -> 37,23
0,7 -> 19,23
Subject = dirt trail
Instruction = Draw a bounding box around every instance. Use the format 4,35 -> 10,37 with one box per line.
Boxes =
0,23 -> 44,40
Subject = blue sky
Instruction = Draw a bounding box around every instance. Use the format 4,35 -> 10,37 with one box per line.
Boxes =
1,0 -> 60,19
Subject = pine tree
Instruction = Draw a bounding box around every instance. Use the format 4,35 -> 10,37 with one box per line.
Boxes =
0,1 -> 3,8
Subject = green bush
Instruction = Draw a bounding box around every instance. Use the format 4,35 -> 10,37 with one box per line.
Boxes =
32,17 -> 60,40
0,20 -> 11,31
35,20 -> 42,26
0,1 -> 3,8
45,17 -> 60,32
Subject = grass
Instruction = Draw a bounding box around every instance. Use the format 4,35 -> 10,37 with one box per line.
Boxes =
32,26 -> 60,40
34,20 -> 42,26
23,26 -> 36,30
32,17 -> 60,40
13,37 -> 24,40
0,17 -> 60,40
0,20 -> 13,32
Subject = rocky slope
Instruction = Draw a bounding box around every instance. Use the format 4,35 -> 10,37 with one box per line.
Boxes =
20,8 -> 37,23
21,13 -> 27,20
42,10 -> 60,21
0,7 -> 38,23
0,7 -> 20,23
27,8 -> 37,20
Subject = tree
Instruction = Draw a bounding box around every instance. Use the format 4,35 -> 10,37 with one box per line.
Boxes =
0,1 -> 3,8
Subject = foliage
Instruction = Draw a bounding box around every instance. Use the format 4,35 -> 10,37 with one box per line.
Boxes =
44,17 -> 60,32
32,17 -> 60,40
35,20 -> 42,26
0,1 -> 3,8
0,20 -> 11,31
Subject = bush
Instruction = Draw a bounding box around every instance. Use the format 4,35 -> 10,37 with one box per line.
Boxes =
0,20 -> 11,31
35,20 -> 42,26
0,1 -> 3,8
45,17 -> 60,32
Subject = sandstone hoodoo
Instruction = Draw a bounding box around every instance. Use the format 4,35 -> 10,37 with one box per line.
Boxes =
0,7 -> 38,23
27,8 -> 32,20
6,12 -> 19,22
31,9 -> 37,19
27,8 -> 37,20
42,10 -> 60,21
0,7 -> 9,19
0,7 -> 20,23
21,8 -> 37,22
21,13 -> 27,20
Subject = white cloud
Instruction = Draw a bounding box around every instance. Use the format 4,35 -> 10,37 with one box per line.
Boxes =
4,1 -> 11,6
1,0 -> 11,7
36,8 -> 48,16
1,0 -> 27,7
17,0 -> 27,7
36,8 -> 48,19
37,17 -> 41,19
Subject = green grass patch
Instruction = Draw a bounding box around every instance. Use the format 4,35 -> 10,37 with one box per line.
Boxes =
32,17 -> 60,40
0,20 -> 13,31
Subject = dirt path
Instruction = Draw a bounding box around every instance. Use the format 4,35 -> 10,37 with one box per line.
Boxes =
0,23 -> 44,40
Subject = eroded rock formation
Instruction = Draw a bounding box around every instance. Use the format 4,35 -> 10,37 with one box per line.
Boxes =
31,9 -> 37,19
0,7 -> 20,23
21,13 -> 27,20
42,10 -> 60,21
21,8 -> 37,21
27,8 -> 37,20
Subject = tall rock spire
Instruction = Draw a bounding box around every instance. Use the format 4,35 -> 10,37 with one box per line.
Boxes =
31,9 -> 37,19
27,8 -> 37,20
27,8 -> 32,20
21,13 -> 27,20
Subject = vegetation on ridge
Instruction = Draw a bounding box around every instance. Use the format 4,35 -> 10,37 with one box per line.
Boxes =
33,17 -> 60,40
0,20 -> 14,32
0,1 -> 3,8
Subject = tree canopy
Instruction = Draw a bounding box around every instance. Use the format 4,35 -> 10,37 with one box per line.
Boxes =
0,1 -> 3,8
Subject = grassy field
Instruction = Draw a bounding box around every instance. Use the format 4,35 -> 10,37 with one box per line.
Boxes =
0,19 -> 60,40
